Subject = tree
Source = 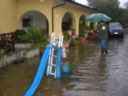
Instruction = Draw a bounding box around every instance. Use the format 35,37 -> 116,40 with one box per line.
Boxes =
87,0 -> 124,22
125,2 -> 128,10
72,0 -> 127,24
121,2 -> 128,23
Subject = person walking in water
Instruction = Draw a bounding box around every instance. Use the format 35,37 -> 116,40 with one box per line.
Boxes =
98,21 -> 108,54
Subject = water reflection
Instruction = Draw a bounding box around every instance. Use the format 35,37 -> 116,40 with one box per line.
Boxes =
105,36 -> 128,96
0,35 -> 128,96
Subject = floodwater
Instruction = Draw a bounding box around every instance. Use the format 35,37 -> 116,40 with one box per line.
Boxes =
0,33 -> 128,96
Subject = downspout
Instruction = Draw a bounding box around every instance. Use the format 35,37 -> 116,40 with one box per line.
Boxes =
52,1 -> 66,32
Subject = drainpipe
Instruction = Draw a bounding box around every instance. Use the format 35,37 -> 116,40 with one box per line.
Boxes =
52,1 -> 66,32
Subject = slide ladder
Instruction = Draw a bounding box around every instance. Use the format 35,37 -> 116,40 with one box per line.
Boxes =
47,32 -> 63,78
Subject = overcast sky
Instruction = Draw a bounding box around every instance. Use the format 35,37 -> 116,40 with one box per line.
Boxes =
119,0 -> 127,8
75,0 -> 128,8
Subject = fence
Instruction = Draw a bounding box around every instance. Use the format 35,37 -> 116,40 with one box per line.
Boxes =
0,33 -> 15,53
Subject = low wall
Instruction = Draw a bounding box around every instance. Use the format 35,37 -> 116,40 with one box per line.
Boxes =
0,48 -> 39,68
15,43 -> 32,49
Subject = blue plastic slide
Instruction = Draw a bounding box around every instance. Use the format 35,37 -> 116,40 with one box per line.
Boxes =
24,44 -> 53,96
56,47 -> 62,79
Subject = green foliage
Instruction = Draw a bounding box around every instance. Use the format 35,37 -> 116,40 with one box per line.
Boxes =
125,2 -> 128,10
121,9 -> 128,23
87,0 -> 125,22
22,25 -> 47,48
86,0 -> 128,23
79,17 -> 88,37
71,38 -> 79,46
79,25 -> 85,37
63,31 -> 69,40
12,29 -> 26,43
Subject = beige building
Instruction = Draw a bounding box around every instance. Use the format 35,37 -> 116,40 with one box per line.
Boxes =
0,0 -> 95,36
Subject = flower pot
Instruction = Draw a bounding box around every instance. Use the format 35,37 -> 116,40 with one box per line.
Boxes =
79,37 -> 85,45
64,40 -> 70,48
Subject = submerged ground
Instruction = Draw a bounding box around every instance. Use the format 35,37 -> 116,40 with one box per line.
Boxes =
0,31 -> 128,96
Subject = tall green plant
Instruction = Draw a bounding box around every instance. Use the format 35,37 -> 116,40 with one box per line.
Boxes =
22,25 -> 46,48
79,17 -> 86,37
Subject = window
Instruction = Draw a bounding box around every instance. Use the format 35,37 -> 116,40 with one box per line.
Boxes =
22,18 -> 32,27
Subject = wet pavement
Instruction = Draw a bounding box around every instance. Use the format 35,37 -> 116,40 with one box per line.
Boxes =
0,32 -> 128,96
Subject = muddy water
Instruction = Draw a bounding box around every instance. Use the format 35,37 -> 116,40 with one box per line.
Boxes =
0,35 -> 128,96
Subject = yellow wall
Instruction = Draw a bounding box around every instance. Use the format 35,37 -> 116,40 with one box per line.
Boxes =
0,0 -> 93,35
53,4 -> 92,35
0,0 -> 17,33
17,0 -> 52,35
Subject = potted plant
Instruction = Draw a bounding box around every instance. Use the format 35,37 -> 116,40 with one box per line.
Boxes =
70,38 -> 79,46
79,24 -> 86,45
63,31 -> 70,48
79,17 -> 91,45
12,29 -> 26,43
22,24 -> 47,55
86,30 -> 98,41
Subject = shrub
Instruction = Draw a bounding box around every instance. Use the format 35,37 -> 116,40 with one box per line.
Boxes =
22,25 -> 47,48
12,29 -> 26,43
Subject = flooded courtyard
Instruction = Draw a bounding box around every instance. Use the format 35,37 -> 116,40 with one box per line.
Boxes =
0,33 -> 128,96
